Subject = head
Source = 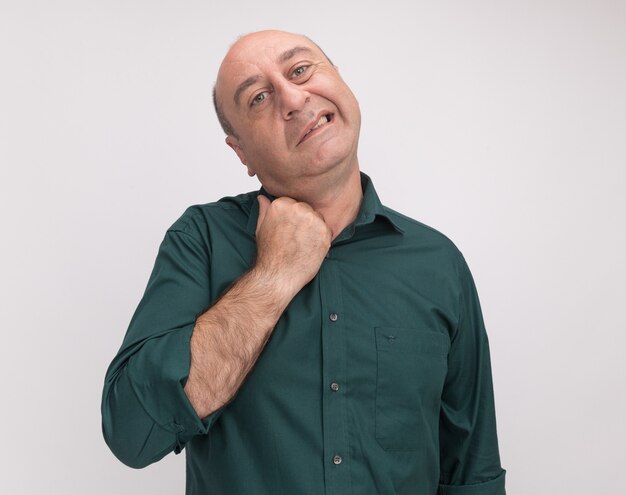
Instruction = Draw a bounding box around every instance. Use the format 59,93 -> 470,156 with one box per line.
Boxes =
214,30 -> 361,196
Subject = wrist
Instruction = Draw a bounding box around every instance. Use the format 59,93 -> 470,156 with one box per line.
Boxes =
246,265 -> 298,310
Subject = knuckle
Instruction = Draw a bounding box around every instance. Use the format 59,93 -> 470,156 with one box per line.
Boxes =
294,201 -> 311,212
274,197 -> 292,207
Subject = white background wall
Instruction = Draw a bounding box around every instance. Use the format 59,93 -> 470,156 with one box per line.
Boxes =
1,1 -> 624,493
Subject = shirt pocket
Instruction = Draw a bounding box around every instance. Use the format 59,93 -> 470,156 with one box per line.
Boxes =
374,326 -> 449,452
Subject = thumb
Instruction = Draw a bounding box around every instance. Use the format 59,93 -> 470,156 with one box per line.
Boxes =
256,194 -> 271,230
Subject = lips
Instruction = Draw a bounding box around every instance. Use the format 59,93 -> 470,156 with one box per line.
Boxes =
298,112 -> 334,145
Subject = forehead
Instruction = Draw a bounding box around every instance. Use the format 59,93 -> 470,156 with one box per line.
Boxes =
226,31 -> 319,68
216,32 -> 323,100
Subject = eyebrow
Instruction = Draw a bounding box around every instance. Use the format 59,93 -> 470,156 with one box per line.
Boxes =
233,75 -> 260,106
232,46 -> 315,106
278,45 -> 314,64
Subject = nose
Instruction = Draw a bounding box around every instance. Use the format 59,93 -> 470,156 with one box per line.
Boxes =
276,80 -> 310,120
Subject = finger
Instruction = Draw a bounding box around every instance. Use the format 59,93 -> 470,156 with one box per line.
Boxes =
313,209 -> 326,223
256,195 -> 271,229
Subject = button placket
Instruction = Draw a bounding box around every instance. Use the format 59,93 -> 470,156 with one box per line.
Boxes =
319,251 -> 350,492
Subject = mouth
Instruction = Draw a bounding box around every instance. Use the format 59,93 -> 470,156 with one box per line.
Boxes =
298,113 -> 334,145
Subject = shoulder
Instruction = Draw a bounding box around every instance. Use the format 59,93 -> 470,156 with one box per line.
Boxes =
383,205 -> 464,257
165,190 -> 258,241
379,204 -> 477,287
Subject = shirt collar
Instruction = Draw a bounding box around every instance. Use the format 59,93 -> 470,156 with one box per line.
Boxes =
246,171 -> 405,237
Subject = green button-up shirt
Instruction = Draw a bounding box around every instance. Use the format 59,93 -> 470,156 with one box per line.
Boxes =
102,172 -> 506,494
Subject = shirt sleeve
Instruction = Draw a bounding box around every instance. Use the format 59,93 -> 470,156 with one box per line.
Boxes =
101,226 -> 224,469
438,253 -> 506,494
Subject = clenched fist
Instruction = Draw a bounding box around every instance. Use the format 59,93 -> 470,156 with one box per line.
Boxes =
253,195 -> 332,297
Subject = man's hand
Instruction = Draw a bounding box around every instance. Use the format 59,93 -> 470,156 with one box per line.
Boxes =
254,195 -> 332,297
183,194 -> 332,419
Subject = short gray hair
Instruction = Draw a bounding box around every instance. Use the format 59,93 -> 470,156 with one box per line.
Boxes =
212,85 -> 237,138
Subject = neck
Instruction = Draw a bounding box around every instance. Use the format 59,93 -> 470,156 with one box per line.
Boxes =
263,165 -> 363,241
304,167 -> 363,241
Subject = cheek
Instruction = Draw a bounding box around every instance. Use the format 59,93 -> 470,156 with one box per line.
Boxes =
325,84 -> 360,120
246,133 -> 285,165
342,89 -> 360,115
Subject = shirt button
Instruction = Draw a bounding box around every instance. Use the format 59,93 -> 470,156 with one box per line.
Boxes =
330,382 -> 340,392
332,455 -> 343,465
329,313 -> 338,322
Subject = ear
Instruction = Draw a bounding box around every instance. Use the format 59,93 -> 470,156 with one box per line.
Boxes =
225,135 -> 256,177
225,135 -> 246,163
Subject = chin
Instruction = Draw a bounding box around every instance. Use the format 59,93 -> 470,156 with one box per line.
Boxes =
302,156 -> 353,181
311,138 -> 355,168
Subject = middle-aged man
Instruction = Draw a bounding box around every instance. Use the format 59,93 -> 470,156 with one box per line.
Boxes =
102,30 -> 506,494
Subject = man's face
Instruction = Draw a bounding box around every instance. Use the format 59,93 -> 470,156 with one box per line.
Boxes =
215,30 -> 361,196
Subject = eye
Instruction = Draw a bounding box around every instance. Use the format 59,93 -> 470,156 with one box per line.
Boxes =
251,91 -> 268,106
291,65 -> 309,78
